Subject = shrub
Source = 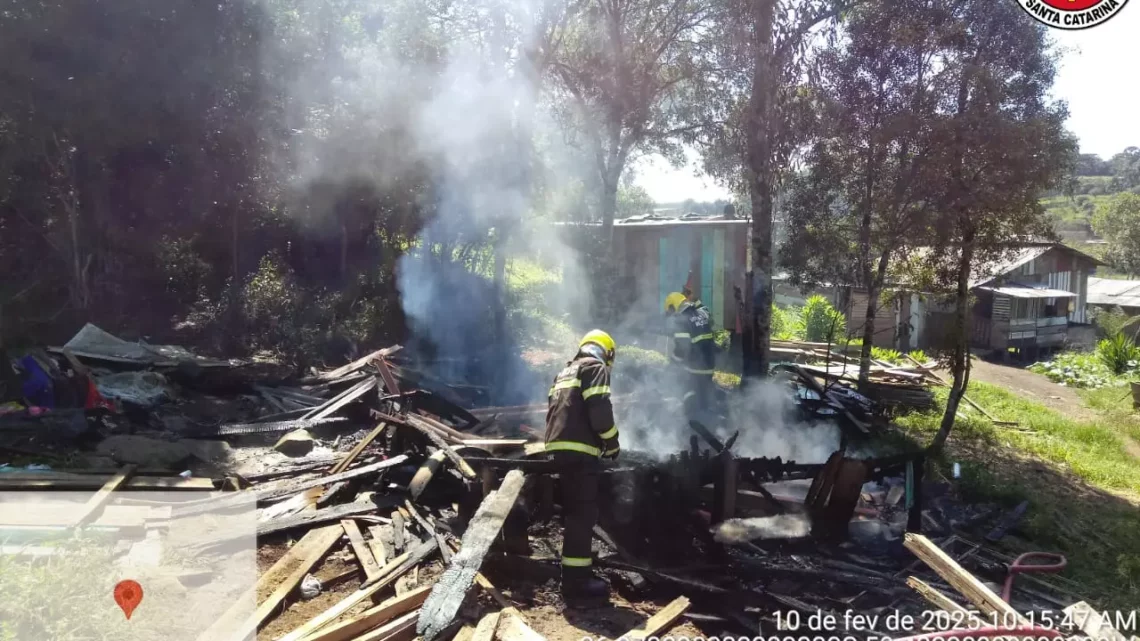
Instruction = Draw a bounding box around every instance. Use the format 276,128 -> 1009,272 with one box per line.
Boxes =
907,349 -> 929,364
770,304 -> 804,340
801,295 -> 846,343
871,347 -> 905,365
1090,305 -> 1140,340
1097,333 -> 1140,375
1029,350 -> 1122,388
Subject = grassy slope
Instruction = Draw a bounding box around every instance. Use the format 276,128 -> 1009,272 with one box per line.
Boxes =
896,382 -> 1140,608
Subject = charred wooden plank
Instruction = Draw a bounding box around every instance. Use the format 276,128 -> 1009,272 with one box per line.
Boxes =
416,470 -> 525,641
401,414 -> 477,479
257,495 -> 402,537
303,377 -> 378,421
208,417 -> 348,437
329,421 -> 389,475
256,455 -> 407,503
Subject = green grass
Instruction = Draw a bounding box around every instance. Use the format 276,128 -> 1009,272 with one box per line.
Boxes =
900,382 -> 1140,493
895,382 -> 1140,608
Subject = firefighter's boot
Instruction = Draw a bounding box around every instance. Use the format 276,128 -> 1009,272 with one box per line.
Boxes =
561,567 -> 610,605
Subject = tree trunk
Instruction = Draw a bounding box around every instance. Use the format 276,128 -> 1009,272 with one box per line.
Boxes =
742,0 -> 775,380
929,231 -> 975,454
858,252 -> 892,387
599,168 -> 620,242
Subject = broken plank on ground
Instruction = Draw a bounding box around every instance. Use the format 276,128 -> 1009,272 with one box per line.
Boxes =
276,537 -> 438,641
299,585 -> 431,641
329,421 -> 389,475
903,533 -> 1028,625
302,377 -> 378,421
71,464 -> 137,527
621,596 -> 691,641
342,518 -> 382,582
256,455 -> 408,503
416,469 -> 525,641
257,494 -> 402,537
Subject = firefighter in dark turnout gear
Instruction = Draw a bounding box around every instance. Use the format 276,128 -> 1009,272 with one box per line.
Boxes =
664,292 -> 716,419
544,329 -> 619,603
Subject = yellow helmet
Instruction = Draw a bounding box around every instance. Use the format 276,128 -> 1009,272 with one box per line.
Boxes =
664,292 -> 687,314
579,329 -> 616,365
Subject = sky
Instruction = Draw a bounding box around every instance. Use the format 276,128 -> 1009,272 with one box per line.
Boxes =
635,6 -> 1140,203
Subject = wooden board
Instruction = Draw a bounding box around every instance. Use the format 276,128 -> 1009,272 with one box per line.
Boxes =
197,524 -> 342,641
257,495 -> 402,537
276,538 -> 437,641
302,377 -> 378,421
354,609 -> 419,641
257,455 -> 407,502
495,608 -> 546,641
403,415 -> 477,479
903,533 -> 1028,625
621,596 -> 690,641
417,470 -> 525,641
368,525 -> 388,565
342,519 -> 382,582
330,421 -> 388,475
299,585 -> 430,641
470,611 -> 502,641
905,577 -> 986,628
71,464 -> 136,527
0,504 -> 165,528
0,473 -> 214,491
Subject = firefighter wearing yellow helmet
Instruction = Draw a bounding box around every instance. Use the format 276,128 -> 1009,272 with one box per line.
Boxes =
664,291 -> 716,419
543,329 -> 618,604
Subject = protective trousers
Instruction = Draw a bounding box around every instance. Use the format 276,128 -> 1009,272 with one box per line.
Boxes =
550,451 -> 600,580
682,372 -> 715,420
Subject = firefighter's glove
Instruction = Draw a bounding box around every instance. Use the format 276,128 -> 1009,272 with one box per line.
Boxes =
602,438 -> 620,460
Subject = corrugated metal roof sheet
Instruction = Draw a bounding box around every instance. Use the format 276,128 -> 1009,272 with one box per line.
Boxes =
1088,277 -> 1140,308
978,284 -> 1076,299
968,246 -> 1051,289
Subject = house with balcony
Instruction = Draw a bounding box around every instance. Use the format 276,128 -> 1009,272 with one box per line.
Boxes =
965,243 -> 1101,360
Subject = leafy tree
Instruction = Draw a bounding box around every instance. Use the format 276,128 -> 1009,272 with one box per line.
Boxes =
1092,193 -> 1140,277
1076,153 -> 1112,176
922,0 -> 1075,454
780,0 -> 945,386
616,183 -> 656,219
694,0 -> 845,379
548,0 -> 714,240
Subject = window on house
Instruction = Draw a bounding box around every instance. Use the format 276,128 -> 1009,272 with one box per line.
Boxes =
1043,298 -> 1057,317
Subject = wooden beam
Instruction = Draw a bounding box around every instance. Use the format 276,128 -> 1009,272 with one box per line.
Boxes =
0,472 -> 213,491
257,495 -> 402,537
276,538 -> 437,641
297,585 -> 430,641
316,347 -> 401,382
257,455 -> 408,502
353,609 -> 419,641
330,421 -> 389,475
621,597 -> 691,641
401,414 -> 477,479
342,519 -> 382,582
302,377 -> 378,421
903,533 -> 1028,625
368,525 -> 389,565
197,524 -> 343,641
72,465 -> 137,527
470,611 -> 502,641
495,608 -> 546,641
906,578 -> 987,628
417,470 -> 526,641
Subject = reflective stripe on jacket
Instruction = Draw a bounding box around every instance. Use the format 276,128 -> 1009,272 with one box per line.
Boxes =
670,300 -> 716,375
544,353 -> 617,457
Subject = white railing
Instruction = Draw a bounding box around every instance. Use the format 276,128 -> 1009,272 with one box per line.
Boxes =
1036,316 -> 1068,327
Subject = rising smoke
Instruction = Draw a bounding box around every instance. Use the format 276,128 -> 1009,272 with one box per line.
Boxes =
267,0 -> 844,462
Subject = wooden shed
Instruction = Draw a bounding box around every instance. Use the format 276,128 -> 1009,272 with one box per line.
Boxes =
611,215 -> 750,334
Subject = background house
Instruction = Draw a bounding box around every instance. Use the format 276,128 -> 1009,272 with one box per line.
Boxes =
1087,277 -> 1140,315
774,243 -> 1101,358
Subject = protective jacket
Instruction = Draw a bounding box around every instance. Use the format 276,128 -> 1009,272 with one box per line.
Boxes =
670,300 -> 716,375
544,347 -> 619,458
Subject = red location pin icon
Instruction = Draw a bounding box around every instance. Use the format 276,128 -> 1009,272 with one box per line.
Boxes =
113,580 -> 144,620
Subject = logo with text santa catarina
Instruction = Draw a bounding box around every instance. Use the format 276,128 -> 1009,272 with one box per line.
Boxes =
1018,0 -> 1127,29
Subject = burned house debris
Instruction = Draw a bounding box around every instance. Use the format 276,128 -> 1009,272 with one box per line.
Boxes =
0,325 -> 1129,641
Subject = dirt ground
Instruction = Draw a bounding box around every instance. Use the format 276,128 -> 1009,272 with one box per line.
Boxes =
961,358 -> 1097,421
256,541 -> 706,641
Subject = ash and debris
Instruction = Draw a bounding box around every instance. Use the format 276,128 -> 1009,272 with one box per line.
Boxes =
0,326 -> 1102,640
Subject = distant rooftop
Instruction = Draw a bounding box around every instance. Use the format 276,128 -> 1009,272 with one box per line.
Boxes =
1088,276 -> 1140,308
